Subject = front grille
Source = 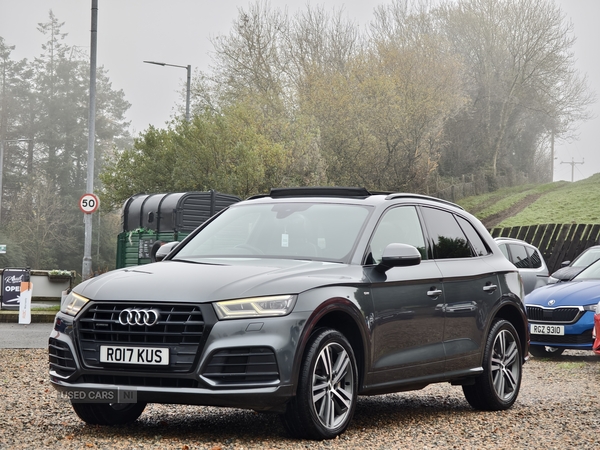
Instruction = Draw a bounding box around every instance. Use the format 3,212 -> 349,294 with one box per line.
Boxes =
49,338 -> 77,377
527,306 -> 583,324
531,329 -> 593,345
80,374 -> 199,388
77,303 -> 205,372
202,347 -> 279,384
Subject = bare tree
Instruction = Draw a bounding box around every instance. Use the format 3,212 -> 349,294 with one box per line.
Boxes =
299,0 -> 465,192
439,0 -> 595,178
188,0 -> 592,194
210,0 -> 288,111
284,5 -> 360,89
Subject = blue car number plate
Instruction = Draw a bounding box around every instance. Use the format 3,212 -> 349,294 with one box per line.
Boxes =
530,324 -> 564,335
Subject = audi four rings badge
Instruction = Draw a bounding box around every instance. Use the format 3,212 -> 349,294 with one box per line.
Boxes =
118,308 -> 161,326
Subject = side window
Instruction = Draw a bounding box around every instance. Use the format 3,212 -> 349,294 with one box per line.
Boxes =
369,206 -> 427,264
456,215 -> 491,256
508,243 -> 530,268
421,207 -> 472,259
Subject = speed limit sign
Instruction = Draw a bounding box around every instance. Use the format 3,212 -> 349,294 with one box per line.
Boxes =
79,193 -> 100,214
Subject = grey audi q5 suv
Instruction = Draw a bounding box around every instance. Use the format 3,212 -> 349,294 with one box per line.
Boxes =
49,187 -> 528,440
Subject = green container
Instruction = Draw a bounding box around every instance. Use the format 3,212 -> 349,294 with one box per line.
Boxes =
116,191 -> 240,269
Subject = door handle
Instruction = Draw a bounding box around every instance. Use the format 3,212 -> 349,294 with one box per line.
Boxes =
483,284 -> 498,293
427,288 -> 442,298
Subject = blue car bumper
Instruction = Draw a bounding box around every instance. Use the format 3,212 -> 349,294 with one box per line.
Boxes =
529,311 -> 594,350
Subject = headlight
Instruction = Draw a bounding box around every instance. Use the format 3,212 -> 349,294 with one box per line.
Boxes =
583,303 -> 600,312
61,292 -> 89,316
214,295 -> 296,320
596,301 -> 600,315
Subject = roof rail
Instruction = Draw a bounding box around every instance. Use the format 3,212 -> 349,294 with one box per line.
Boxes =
246,189 -> 464,210
268,187 -> 372,198
384,193 -> 464,210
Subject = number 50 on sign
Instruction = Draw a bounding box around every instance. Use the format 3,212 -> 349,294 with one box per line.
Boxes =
79,193 -> 100,214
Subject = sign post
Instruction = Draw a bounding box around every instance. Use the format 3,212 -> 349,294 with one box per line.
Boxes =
80,193 -> 99,281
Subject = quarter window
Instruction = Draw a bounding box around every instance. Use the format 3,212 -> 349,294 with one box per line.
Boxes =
456,216 -> 490,256
421,207 -> 472,259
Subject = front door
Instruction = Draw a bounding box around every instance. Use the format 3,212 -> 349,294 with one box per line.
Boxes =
367,206 -> 446,384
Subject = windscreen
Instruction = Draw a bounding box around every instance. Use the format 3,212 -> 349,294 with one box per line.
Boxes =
572,248 -> 600,268
573,259 -> 600,280
174,202 -> 372,262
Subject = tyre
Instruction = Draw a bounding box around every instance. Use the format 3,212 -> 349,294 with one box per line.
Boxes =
281,328 -> 358,440
71,402 -> 147,425
463,319 -> 522,411
529,345 -> 565,358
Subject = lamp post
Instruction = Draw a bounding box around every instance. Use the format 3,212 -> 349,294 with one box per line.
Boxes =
82,0 -> 98,281
0,138 -> 32,223
143,60 -> 191,122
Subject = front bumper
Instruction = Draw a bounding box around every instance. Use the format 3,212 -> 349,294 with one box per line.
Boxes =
49,304 -> 309,412
528,311 -> 594,350
50,378 -> 294,411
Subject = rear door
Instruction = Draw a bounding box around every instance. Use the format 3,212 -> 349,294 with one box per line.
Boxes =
420,207 -> 501,371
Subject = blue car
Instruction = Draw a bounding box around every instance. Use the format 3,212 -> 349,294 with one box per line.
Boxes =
525,259 -> 600,357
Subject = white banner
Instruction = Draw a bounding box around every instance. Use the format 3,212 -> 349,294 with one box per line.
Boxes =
18,281 -> 32,324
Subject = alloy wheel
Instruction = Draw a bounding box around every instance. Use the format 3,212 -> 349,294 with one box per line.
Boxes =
491,328 -> 520,401
311,342 -> 354,429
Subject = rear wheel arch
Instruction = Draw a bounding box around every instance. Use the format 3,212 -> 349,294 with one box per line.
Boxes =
492,301 -> 529,358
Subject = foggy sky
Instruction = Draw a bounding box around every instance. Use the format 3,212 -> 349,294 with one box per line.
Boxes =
1,0 -> 598,182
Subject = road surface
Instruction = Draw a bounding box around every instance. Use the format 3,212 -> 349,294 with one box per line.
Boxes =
0,322 -> 53,348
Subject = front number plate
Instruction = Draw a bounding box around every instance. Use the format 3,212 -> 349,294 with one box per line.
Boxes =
100,346 -> 169,365
530,324 -> 565,335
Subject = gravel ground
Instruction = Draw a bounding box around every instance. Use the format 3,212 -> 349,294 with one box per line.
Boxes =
0,349 -> 598,450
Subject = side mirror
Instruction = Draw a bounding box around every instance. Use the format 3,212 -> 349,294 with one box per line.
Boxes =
376,243 -> 421,273
154,241 -> 180,262
560,260 -> 570,268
